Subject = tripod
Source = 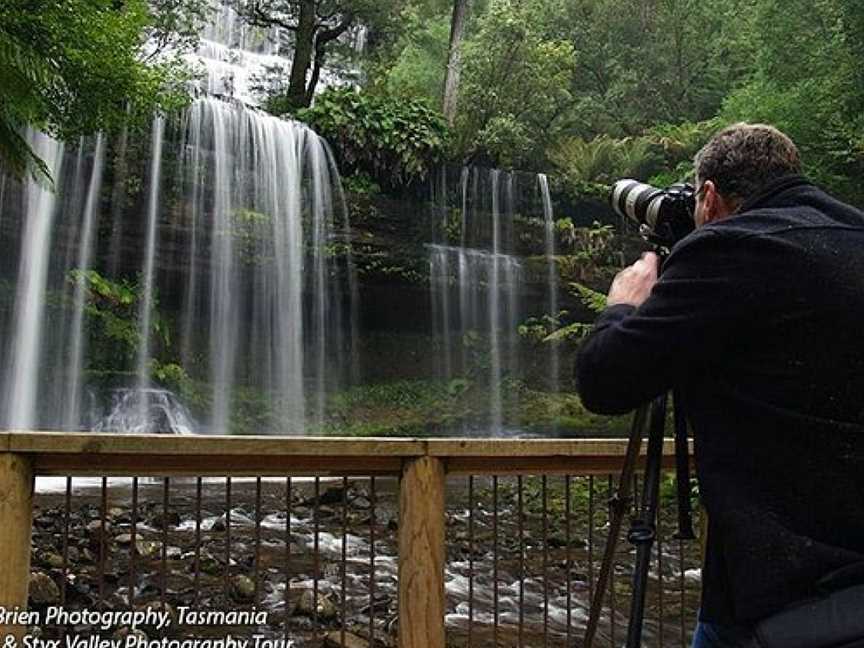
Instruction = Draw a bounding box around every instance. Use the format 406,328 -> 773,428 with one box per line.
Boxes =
583,388 -> 696,648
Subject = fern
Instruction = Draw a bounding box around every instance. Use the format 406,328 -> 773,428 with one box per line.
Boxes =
570,282 -> 608,313
0,29 -> 56,184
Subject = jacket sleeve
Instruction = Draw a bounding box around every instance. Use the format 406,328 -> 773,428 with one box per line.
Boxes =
575,229 -> 757,414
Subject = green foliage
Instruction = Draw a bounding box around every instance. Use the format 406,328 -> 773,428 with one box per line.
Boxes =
518,312 -> 565,343
549,136 -> 663,198
69,270 -> 176,378
718,0 -> 864,202
378,10 -> 451,105
571,282 -> 608,314
70,270 -> 141,372
341,172 -> 382,195
0,0 -> 198,179
549,121 -> 720,200
296,88 -> 448,189
543,282 -> 608,344
455,0 -> 576,168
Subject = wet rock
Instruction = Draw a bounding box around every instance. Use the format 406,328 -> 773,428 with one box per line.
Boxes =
294,590 -> 337,621
67,547 -> 81,563
313,486 -> 347,506
149,511 -> 181,529
230,575 -> 255,602
29,572 -> 60,605
116,533 -> 133,545
351,496 -> 372,510
34,515 -> 56,529
323,631 -> 367,648
166,546 -> 182,560
86,519 -> 111,541
42,552 -> 65,569
387,518 -> 398,532
135,540 -> 161,559
318,505 -> 337,519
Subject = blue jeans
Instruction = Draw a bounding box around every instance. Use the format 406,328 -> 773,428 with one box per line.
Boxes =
692,621 -> 758,648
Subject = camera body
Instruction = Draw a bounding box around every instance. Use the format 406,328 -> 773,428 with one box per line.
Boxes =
610,179 -> 696,250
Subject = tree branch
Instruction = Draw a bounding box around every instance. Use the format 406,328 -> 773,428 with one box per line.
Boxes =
241,1 -> 299,32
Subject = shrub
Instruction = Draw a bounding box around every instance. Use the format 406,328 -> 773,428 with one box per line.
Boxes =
296,88 -> 448,191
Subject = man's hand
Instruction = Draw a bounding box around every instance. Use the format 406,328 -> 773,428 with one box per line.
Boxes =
607,252 -> 659,307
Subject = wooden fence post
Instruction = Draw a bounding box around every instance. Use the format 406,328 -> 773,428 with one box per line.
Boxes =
0,453 -> 34,642
398,456 -> 445,648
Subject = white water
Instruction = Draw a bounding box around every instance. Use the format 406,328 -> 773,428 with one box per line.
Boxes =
63,134 -> 106,429
136,117 -> 165,418
429,167 -> 527,432
0,3 -> 357,434
3,133 -> 65,430
538,173 -> 559,400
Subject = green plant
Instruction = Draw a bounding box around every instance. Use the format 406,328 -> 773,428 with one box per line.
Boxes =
296,88 -> 448,190
543,283 -> 608,344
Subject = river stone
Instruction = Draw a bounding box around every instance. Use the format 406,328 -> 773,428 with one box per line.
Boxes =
42,552 -> 65,569
29,572 -> 60,605
295,590 -> 337,620
135,540 -> 161,559
323,631 -> 367,648
86,519 -> 111,539
149,511 -> 181,528
230,575 -> 255,602
116,533 -> 133,545
316,486 -> 347,506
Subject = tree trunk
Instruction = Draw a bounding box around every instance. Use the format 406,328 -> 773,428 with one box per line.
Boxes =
442,0 -> 471,126
286,0 -> 317,109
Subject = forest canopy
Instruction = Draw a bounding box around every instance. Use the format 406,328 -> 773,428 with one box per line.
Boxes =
2,0 -> 863,204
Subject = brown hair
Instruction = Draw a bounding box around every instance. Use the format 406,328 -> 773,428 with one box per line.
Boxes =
694,122 -> 802,205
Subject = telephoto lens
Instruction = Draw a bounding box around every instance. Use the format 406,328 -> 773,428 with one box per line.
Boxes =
609,179 -> 696,249
610,179 -> 665,228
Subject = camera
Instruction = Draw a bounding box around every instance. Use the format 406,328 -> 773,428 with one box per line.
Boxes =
610,179 -> 696,250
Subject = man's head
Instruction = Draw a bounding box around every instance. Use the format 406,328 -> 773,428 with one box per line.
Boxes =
693,123 -> 802,227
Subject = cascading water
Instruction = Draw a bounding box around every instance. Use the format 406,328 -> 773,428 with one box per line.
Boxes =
0,3 -> 358,434
538,174 -> 559,401
63,134 -> 106,430
429,167 -> 525,434
136,116 -> 165,426
3,133 -> 65,430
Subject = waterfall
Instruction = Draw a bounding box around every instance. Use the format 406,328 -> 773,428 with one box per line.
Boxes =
538,173 -> 559,399
429,167 -> 525,433
63,134 -> 106,429
3,133 -> 65,430
0,2 -> 358,434
136,117 -> 166,421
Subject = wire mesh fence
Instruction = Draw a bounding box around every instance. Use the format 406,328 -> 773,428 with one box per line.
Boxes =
26,467 -> 701,647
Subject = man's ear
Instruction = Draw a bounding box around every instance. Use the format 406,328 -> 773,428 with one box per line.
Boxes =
702,180 -> 735,224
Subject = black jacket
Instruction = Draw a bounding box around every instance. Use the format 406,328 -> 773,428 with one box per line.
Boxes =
575,176 -> 864,624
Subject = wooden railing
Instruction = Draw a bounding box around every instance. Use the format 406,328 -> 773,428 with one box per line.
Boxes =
0,432 -> 691,647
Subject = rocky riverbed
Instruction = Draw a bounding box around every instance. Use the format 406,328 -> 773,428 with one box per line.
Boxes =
25,476 -> 702,647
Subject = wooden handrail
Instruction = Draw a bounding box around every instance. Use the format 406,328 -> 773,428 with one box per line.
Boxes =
0,431 -> 695,648
0,432 -> 690,476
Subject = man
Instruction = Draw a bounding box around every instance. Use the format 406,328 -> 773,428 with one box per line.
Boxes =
576,123 -> 864,647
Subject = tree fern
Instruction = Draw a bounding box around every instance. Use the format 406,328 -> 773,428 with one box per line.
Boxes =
0,29 -> 56,183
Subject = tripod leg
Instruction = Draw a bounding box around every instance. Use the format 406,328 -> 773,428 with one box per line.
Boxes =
583,403 -> 649,648
673,388 -> 696,540
626,392 -> 668,648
